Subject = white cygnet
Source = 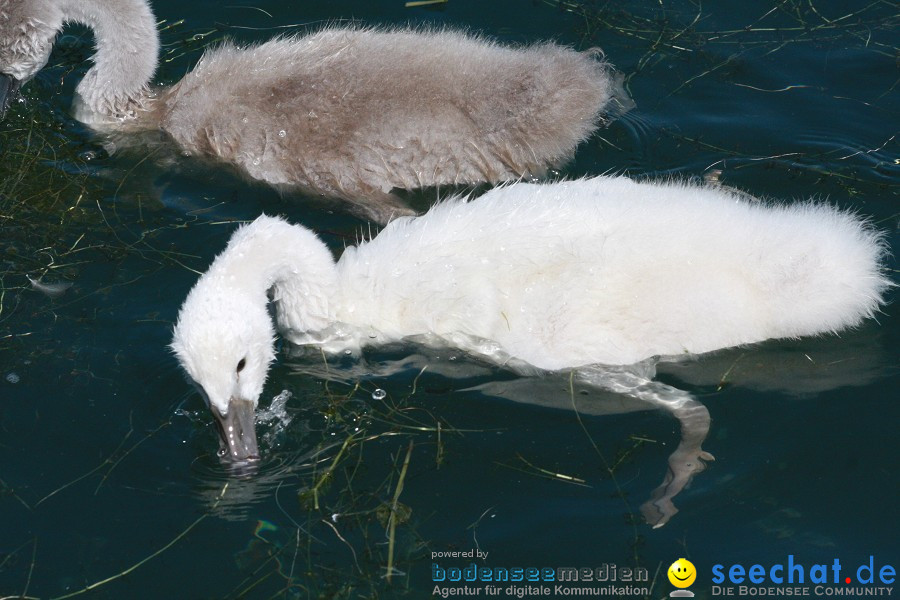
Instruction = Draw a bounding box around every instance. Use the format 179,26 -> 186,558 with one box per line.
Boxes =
171,176 -> 890,462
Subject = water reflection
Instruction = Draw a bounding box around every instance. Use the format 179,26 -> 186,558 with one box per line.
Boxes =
188,442 -> 338,522
470,363 -> 713,528
657,325 -> 890,396
278,324 -> 888,528
181,390 -> 339,522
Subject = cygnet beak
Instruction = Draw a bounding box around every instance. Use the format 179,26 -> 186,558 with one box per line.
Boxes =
0,74 -> 22,119
211,398 -> 260,465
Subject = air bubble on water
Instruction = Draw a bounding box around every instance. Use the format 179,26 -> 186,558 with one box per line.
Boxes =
252,157 -> 261,166
278,130 -> 287,138
241,117 -> 248,123
6,372 -> 20,384
372,388 -> 387,400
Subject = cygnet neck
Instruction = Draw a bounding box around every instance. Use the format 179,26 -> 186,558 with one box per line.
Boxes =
59,0 -> 159,124
210,218 -> 341,336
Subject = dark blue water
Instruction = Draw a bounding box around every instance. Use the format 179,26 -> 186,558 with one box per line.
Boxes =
1,1 -> 897,598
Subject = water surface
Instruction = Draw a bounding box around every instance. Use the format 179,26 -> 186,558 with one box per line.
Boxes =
1,0 -> 897,598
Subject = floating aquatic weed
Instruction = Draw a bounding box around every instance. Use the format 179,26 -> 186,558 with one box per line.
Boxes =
27,275 -> 74,298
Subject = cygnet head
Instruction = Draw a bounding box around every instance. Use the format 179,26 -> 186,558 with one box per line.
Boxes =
0,0 -> 62,116
171,279 -> 276,465
2,0 -> 159,122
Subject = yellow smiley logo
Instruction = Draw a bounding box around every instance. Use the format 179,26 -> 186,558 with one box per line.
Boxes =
668,558 -> 697,588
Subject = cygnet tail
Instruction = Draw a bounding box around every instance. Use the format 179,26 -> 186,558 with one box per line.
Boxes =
502,43 -> 614,172
756,202 -> 891,340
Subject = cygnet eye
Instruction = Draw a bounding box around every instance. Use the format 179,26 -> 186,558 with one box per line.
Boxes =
236,358 -> 246,373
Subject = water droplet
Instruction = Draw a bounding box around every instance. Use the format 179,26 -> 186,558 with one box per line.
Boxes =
278,129 -> 286,138
372,389 -> 387,400
6,372 -> 20,384
241,117 -> 248,123
252,157 -> 261,166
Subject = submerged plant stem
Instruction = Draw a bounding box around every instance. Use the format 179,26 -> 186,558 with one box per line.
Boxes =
385,440 -> 414,583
